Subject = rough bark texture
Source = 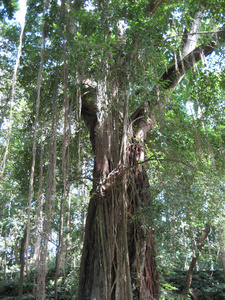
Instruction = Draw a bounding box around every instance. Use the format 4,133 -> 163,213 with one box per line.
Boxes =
78,77 -> 160,299
78,154 -> 160,299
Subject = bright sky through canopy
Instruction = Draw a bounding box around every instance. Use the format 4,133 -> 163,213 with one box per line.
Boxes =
14,0 -> 27,26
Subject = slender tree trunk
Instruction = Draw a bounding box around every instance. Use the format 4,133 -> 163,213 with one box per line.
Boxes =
22,2 -> 49,295
181,221 -> 188,270
219,230 -> 225,283
32,141 -> 44,297
33,141 -> 44,264
0,0 -> 27,179
18,229 -> 27,300
181,223 -> 210,296
66,191 -> 72,266
36,87 -> 58,299
36,140 -> 55,299
4,238 -> 7,280
54,5 -> 70,293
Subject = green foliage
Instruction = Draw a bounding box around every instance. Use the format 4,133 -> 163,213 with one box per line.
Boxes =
165,270 -> 225,299
0,279 -> 19,296
0,277 -> 33,298
0,0 -> 18,20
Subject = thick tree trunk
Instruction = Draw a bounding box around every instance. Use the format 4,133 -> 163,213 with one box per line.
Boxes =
78,82 -> 160,298
78,159 -> 160,299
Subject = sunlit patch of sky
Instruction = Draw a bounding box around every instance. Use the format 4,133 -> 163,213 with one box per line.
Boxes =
204,50 -> 225,72
186,101 -> 194,116
171,10 -> 182,20
13,0 -> 27,26
84,0 -> 95,11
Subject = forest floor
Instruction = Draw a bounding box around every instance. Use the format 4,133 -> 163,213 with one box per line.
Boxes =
0,269 -> 225,299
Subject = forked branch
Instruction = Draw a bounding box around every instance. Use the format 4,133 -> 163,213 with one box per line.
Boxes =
146,0 -> 167,16
130,25 -> 225,136
161,25 -> 225,89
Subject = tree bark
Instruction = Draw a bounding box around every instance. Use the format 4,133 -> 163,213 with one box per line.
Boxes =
54,10 -> 69,297
18,229 -> 27,300
78,78 -> 160,299
78,163 -> 160,299
181,223 -> 210,296
218,229 -> 225,283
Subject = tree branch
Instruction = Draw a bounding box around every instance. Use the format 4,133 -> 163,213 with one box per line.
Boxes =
81,86 -> 98,151
146,0 -> 167,16
181,12 -> 202,57
130,26 -> 225,136
161,25 -> 225,89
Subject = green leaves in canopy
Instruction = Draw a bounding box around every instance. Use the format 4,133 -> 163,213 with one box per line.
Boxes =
0,0 -> 18,20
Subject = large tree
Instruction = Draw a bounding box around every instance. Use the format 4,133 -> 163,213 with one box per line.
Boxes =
75,1 -> 225,299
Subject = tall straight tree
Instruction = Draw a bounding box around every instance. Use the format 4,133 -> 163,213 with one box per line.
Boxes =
75,0 -> 225,299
